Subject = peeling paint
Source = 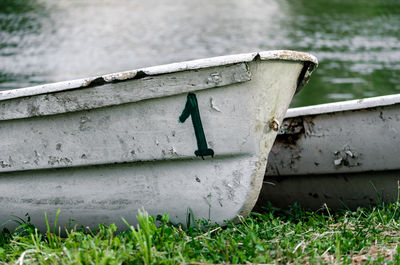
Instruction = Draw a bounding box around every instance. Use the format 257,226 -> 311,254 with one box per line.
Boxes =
56,143 -> 62,151
333,146 -> 361,168
0,161 -> 11,168
33,150 -> 41,165
0,64 -> 251,121
169,147 -> 178,156
48,156 -> 73,166
207,72 -> 222,85
209,97 -> 221,112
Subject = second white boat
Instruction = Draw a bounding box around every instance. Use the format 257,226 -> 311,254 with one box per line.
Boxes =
260,94 -> 400,210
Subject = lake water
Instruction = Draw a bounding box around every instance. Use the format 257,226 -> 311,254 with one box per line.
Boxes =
1,0 -> 399,107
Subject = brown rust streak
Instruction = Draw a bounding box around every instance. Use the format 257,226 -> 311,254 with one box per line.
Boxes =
276,117 -> 305,145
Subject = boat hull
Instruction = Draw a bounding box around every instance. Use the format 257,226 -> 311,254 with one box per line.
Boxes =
0,51 -> 317,230
259,95 -> 400,211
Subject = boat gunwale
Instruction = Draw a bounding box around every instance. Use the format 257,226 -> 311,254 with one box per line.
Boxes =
285,93 -> 400,119
0,50 -> 317,102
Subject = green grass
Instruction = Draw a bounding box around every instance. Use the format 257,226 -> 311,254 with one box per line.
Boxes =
1,203 -> 400,264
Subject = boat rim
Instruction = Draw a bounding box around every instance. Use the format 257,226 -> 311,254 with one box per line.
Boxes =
286,93 -> 400,118
0,50 -> 317,102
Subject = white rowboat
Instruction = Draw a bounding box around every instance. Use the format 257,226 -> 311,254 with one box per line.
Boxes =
0,51 -> 317,230
259,94 -> 400,210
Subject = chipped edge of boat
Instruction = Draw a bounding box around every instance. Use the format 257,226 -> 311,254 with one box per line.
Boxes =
0,50 -> 318,102
286,93 -> 400,118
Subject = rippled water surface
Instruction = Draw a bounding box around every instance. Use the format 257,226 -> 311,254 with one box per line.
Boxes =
1,0 -> 399,106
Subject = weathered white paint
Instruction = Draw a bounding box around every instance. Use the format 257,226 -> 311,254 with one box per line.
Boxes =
0,50 -> 317,101
285,93 -> 400,118
260,94 -> 400,210
0,51 -> 317,230
0,63 -> 251,121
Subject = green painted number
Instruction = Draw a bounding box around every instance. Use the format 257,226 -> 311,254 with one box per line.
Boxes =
179,93 -> 214,159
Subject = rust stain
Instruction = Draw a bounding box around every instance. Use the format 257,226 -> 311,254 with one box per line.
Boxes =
276,117 -> 305,145
268,117 -> 280,132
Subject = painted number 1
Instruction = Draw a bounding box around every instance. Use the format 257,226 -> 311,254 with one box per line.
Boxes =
179,93 -> 214,159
